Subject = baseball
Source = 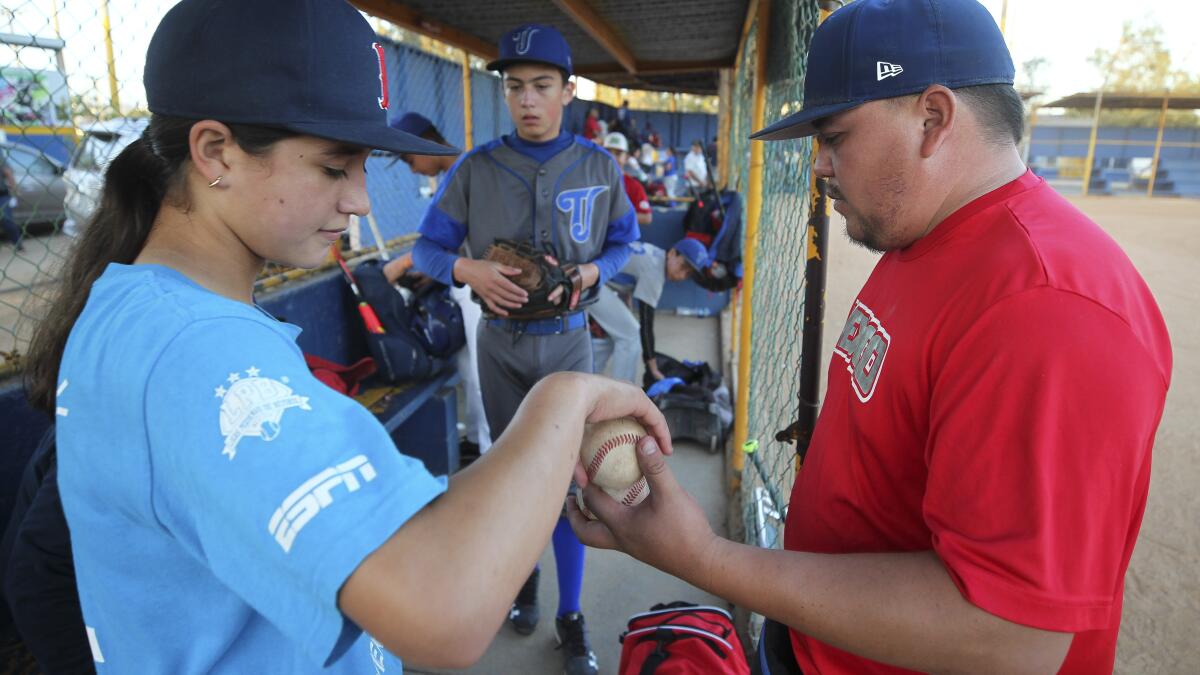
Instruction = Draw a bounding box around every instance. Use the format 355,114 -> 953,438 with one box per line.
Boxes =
576,418 -> 650,520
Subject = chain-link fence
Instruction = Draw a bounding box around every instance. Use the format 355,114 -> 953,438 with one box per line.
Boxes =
0,3 -> 510,378
733,0 -> 821,555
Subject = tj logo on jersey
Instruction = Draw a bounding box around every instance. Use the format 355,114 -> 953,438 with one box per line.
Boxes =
513,26 -> 539,55
834,300 -> 891,402
269,455 -> 378,553
557,186 -> 609,243
215,367 -> 311,460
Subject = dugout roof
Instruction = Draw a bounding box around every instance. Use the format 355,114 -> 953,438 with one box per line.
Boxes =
351,0 -> 752,94
1044,92 -> 1200,110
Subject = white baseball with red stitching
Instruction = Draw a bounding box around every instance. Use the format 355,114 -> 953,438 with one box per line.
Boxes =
576,418 -> 649,520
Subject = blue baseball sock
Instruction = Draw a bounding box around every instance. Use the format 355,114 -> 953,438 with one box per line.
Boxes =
552,515 -> 585,617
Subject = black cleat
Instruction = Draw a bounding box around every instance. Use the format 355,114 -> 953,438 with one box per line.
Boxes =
508,569 -> 540,635
555,612 -> 598,675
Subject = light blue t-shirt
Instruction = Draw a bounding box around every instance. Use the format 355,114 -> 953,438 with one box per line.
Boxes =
55,263 -> 447,673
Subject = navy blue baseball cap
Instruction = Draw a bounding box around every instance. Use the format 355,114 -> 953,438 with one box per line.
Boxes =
390,112 -> 436,138
672,239 -> 710,271
144,0 -> 457,156
487,24 -> 573,75
752,0 -> 1014,141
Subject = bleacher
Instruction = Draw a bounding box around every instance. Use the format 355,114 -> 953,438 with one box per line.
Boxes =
1027,122 -> 1200,198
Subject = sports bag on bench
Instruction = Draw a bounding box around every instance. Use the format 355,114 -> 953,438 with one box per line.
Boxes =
618,602 -> 750,675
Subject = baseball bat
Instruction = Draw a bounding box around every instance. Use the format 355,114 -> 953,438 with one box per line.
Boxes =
365,213 -> 390,261
330,242 -> 386,334
700,146 -> 728,225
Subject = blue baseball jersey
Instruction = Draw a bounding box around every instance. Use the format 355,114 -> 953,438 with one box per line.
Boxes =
413,131 -> 638,287
55,263 -> 446,673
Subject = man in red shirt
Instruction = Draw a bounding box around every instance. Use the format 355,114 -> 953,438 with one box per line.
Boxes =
567,1 -> 1172,673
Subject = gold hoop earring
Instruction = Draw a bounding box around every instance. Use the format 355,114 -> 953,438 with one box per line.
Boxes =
208,176 -> 223,188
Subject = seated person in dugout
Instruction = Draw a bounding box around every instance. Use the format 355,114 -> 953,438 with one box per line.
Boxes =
21,1 -> 670,671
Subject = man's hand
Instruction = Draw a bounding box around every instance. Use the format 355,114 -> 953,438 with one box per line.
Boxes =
454,257 -> 528,317
566,434 -> 716,583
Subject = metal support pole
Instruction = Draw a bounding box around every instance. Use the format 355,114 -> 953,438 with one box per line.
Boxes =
1081,90 -> 1103,196
101,0 -> 121,114
1023,106 -> 1038,165
717,69 -> 734,191
461,50 -> 474,151
732,0 -> 770,486
1148,90 -> 1169,197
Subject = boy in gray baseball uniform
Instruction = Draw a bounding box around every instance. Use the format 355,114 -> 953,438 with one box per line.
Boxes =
412,23 -> 637,675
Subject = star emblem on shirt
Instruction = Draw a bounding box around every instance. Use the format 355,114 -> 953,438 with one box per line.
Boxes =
214,385 -> 227,398
246,366 -> 261,378
227,372 -> 241,384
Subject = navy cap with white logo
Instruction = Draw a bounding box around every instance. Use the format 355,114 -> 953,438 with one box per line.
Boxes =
752,0 -> 1014,141
390,112 -> 436,138
487,23 -> 573,75
144,0 -> 457,156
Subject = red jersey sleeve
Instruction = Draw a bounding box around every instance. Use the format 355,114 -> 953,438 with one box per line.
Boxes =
925,287 -> 1167,633
623,176 -> 651,216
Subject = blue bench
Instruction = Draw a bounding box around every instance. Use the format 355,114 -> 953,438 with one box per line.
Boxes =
0,264 -> 461,529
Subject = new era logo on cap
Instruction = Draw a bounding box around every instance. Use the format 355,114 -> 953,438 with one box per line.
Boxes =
877,61 -> 904,80
750,0 -> 1015,141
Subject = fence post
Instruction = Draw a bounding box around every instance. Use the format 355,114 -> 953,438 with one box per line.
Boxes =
732,0 -> 770,487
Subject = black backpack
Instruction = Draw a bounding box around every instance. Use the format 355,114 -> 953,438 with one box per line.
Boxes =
645,353 -> 732,453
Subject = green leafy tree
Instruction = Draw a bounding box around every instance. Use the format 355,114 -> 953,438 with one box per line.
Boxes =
1083,20 -> 1200,127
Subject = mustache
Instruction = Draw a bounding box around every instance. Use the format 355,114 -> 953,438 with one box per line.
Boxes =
826,183 -> 844,200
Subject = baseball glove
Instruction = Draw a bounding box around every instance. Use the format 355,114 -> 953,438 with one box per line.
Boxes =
479,238 -> 583,320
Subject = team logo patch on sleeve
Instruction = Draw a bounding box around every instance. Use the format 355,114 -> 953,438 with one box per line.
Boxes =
216,367 -> 311,460
833,300 -> 891,402
557,186 -> 609,243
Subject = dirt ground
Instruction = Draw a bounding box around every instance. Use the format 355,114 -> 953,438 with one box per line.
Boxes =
819,194 -> 1199,673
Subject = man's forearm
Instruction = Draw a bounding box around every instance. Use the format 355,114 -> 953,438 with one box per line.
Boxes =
689,544 -> 1070,674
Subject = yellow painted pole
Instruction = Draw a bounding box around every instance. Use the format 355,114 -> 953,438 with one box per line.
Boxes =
1082,35 -> 1127,197
461,50 -> 474,151
732,0 -> 771,483
999,0 -> 1009,35
101,0 -> 121,115
1147,90 -> 1169,197
1023,105 -> 1038,165
1081,90 -> 1103,196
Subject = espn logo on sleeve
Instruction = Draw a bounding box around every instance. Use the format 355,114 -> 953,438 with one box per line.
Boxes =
269,455 -> 378,552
